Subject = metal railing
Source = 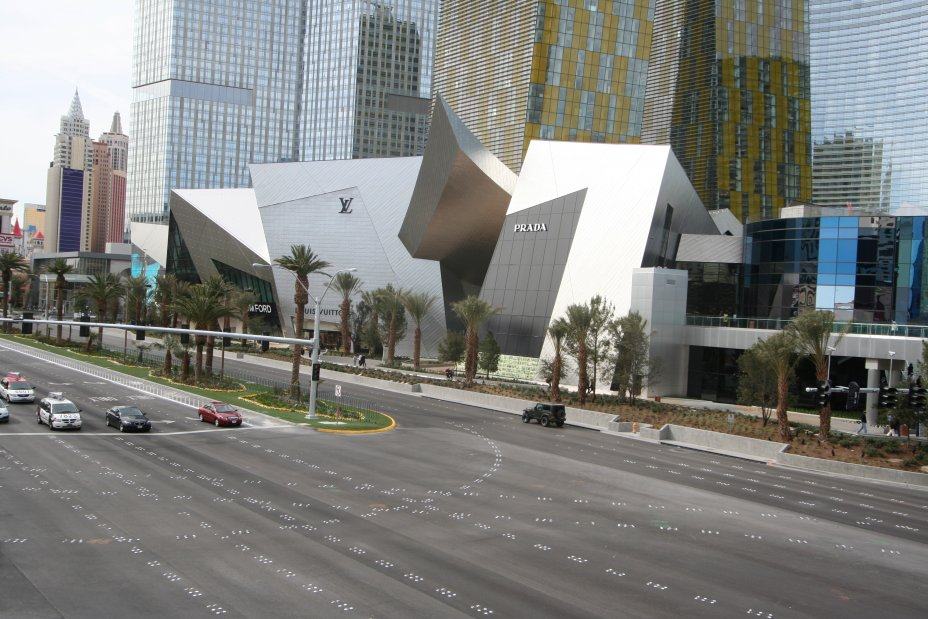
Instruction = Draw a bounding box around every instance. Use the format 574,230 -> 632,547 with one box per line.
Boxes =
686,315 -> 928,339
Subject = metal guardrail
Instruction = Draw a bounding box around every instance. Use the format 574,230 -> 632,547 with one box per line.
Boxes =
686,315 -> 928,339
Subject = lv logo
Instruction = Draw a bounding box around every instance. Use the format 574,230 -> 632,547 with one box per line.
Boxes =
339,197 -> 354,214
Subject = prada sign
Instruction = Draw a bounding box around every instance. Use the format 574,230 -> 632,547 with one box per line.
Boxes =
339,197 -> 354,214
513,223 -> 548,233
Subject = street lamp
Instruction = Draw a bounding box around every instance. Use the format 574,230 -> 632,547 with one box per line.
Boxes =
254,262 -> 356,419
888,350 -> 897,387
826,345 -> 836,382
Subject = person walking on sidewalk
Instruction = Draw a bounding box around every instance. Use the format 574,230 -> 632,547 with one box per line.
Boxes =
856,410 -> 868,435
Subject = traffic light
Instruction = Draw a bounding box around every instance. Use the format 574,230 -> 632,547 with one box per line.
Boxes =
846,381 -> 860,410
879,375 -> 898,409
909,378 -> 927,412
816,381 -> 831,408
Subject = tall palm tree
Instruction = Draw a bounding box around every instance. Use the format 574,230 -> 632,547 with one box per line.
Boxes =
402,291 -> 437,370
173,284 -> 231,382
10,272 -> 30,310
565,302 -> 593,405
274,245 -> 331,399
76,273 -> 123,352
332,272 -> 362,355
757,331 -> 799,442
377,284 -> 406,365
360,289 -> 381,355
790,310 -> 846,440
0,252 -> 28,332
124,274 -> 150,325
46,258 -> 75,344
153,274 -> 177,374
201,276 -> 234,376
547,318 -> 569,402
451,295 -> 499,387
171,280 -> 191,379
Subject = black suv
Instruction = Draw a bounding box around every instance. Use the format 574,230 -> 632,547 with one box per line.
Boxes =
522,403 -> 566,428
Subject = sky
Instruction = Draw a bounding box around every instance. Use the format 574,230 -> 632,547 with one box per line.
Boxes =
0,2 -> 132,212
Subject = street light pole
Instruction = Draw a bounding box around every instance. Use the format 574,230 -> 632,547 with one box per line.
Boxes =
826,345 -> 836,382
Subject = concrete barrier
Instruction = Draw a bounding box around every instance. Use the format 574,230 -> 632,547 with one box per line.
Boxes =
662,424 -> 788,461
776,452 -> 928,488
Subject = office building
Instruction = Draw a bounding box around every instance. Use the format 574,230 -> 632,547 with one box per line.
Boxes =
302,0 -> 438,160
643,0 -> 812,222
45,91 -> 93,252
432,0 -> 657,173
810,0 -> 928,212
128,0 -> 439,225
22,203 -> 46,238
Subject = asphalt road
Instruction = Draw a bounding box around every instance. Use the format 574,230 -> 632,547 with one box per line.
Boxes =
2,342 -> 928,618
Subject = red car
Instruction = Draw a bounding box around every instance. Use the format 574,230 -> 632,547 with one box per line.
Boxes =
197,401 -> 243,427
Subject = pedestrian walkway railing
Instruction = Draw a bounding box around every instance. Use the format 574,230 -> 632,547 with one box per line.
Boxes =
686,315 -> 928,339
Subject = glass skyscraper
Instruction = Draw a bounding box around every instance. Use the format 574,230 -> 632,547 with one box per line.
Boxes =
434,0 -> 657,173
643,0 -> 812,222
128,0 -> 438,224
810,0 -> 928,213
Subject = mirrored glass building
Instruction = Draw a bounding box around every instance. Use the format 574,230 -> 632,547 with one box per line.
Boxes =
810,0 -> 928,212
128,0 -> 438,226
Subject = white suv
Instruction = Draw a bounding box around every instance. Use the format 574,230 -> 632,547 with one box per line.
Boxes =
0,373 -> 35,403
36,393 -> 82,431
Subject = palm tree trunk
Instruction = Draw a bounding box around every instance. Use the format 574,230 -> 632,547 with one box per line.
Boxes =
205,330 -> 215,377
55,281 -> 64,345
578,342 -> 588,405
181,350 -> 191,382
413,325 -> 421,370
386,313 -> 397,364
777,372 -> 792,442
195,337 -> 205,382
340,298 -> 351,354
552,346 -> 562,402
816,368 -> 831,441
290,300 -> 305,399
464,326 -> 478,386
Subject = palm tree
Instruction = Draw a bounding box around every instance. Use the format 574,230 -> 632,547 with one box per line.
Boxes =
547,318 -> 569,402
360,289 -> 381,355
76,273 -> 123,352
332,272 -> 362,355
451,295 -> 499,387
124,275 -> 150,325
198,276 -> 235,376
790,310 -> 846,440
402,291 -> 437,370
377,284 -> 406,365
0,252 -> 28,332
46,258 -> 75,344
756,331 -> 799,442
10,272 -> 30,310
171,280 -> 191,380
565,302 -> 593,405
154,334 -> 193,382
153,274 -> 177,374
274,245 -> 331,399
173,284 -> 231,382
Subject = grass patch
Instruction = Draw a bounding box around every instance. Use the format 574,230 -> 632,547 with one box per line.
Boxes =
0,334 -> 393,432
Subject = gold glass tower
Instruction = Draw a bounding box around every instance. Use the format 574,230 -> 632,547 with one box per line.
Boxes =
642,0 -> 812,222
434,0 -> 657,173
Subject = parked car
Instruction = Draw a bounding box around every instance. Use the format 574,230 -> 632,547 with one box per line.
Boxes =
36,393 -> 82,431
0,372 -> 36,403
522,402 -> 566,428
197,401 -> 243,427
105,406 -> 152,432
0,403 -> 8,423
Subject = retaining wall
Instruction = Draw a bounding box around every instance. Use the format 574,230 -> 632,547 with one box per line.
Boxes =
663,425 -> 788,460
776,452 -> 928,488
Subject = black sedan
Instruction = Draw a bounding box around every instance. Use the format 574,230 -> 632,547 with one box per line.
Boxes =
105,406 -> 152,432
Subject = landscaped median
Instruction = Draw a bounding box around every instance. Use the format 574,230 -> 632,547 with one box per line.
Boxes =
0,334 -> 394,433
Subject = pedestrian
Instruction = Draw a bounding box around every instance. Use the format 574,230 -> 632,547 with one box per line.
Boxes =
891,416 -> 901,437
856,410 -> 867,435
885,414 -> 896,436
359,355 -> 366,368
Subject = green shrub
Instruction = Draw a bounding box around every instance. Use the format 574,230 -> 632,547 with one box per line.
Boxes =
863,447 -> 882,458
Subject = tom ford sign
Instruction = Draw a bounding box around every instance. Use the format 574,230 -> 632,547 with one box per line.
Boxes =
513,223 -> 547,232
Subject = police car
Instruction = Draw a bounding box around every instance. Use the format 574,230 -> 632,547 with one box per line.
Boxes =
36,393 -> 82,431
0,372 -> 36,403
